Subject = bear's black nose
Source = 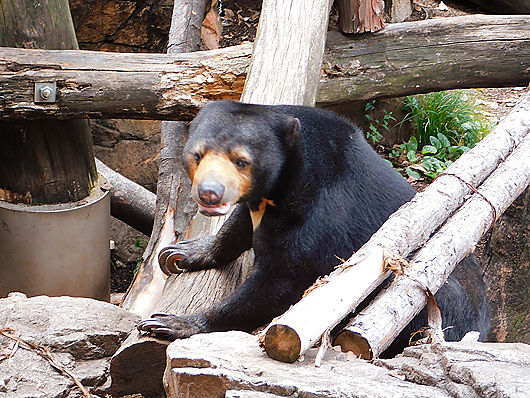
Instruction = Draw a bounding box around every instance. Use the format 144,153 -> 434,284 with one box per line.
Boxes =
198,181 -> 225,205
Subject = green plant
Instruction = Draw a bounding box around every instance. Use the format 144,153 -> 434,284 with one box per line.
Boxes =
391,90 -> 495,179
365,100 -> 396,144
403,90 -> 490,148
134,238 -> 148,275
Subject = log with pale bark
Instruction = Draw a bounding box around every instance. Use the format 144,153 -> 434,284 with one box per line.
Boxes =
260,92 -> 530,363
1,15 -> 530,120
336,113 -> 530,359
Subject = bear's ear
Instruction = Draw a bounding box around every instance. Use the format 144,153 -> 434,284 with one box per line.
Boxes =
281,117 -> 301,149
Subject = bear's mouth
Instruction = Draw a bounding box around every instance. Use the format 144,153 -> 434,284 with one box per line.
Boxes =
197,202 -> 232,217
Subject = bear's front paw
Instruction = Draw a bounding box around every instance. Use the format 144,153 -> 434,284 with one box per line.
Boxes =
137,312 -> 209,340
158,237 -> 215,275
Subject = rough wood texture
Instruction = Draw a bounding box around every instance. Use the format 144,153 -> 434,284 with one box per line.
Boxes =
261,92 -> 530,362
241,0 -> 333,106
337,0 -> 385,34
0,0 -> 97,204
338,102 -> 530,358
3,15 -> 528,120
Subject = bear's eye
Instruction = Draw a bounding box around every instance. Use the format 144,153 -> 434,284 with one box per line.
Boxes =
234,158 -> 249,169
193,153 -> 202,163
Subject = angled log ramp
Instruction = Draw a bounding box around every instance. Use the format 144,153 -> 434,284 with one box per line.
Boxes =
336,127 -> 530,359
261,92 -> 530,363
1,15 -> 530,120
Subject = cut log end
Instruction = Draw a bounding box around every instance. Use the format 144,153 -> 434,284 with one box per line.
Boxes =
333,330 -> 373,360
263,324 -> 302,363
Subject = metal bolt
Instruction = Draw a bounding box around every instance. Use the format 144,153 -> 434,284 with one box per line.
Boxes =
39,86 -> 53,100
34,82 -> 57,103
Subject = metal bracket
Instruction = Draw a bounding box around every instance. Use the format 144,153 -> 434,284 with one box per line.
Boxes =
34,82 -> 57,103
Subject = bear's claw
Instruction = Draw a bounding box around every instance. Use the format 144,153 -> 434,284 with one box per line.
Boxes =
158,247 -> 186,275
137,312 -> 209,340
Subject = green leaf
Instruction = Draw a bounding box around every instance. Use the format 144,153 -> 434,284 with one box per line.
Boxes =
407,150 -> 417,163
406,167 -> 422,179
422,145 -> 438,155
429,136 -> 442,150
437,133 -> 451,148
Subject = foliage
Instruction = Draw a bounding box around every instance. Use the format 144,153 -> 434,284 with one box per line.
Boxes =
390,90 -> 495,179
134,238 -> 148,275
364,100 -> 396,144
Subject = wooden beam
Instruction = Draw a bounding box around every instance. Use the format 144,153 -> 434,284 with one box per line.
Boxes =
1,15 -> 529,121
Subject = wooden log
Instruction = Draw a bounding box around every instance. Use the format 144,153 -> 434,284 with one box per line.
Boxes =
241,0 -> 333,106
0,0 -> 97,204
260,92 -> 530,362
336,113 -> 530,359
337,0 -> 385,34
1,15 -> 530,120
95,158 -> 156,236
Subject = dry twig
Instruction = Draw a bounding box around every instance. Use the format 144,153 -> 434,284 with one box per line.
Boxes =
0,328 -> 95,398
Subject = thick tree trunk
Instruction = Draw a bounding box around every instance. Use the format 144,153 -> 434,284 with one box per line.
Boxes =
0,0 -> 96,205
478,186 -> 530,345
1,15 -> 529,120
260,92 -> 530,362
241,0 -> 333,106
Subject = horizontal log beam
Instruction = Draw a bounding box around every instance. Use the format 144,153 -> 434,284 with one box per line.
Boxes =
1,15 -> 529,121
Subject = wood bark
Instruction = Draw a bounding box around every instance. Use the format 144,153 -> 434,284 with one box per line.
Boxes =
337,0 -> 385,34
95,158 -> 156,236
241,0 -> 333,106
0,0 -> 97,205
1,15 -> 530,120
336,107 -> 530,358
260,92 -> 530,362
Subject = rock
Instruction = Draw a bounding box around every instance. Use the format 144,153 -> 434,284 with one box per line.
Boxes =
0,293 -> 140,398
376,341 -> 530,398
163,331 -> 530,398
163,331 -> 453,398
477,186 -> 530,344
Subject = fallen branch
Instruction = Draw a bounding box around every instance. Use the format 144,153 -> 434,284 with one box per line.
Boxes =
260,92 -> 530,363
0,328 -> 94,398
336,127 -> 530,358
95,158 -> 156,236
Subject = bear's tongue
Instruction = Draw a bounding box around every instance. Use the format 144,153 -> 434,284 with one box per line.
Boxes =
198,202 -> 232,217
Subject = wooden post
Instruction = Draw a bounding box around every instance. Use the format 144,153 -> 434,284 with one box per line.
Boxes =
0,0 -> 96,205
337,0 -> 385,34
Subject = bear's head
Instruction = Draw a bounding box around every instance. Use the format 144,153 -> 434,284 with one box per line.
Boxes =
183,101 -> 301,217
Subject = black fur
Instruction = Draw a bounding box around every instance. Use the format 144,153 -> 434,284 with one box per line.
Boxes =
138,100 -> 490,353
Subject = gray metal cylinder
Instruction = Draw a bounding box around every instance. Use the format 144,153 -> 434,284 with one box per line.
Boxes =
0,178 -> 110,301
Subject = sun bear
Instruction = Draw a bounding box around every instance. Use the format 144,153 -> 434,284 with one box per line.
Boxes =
138,100 -> 490,354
